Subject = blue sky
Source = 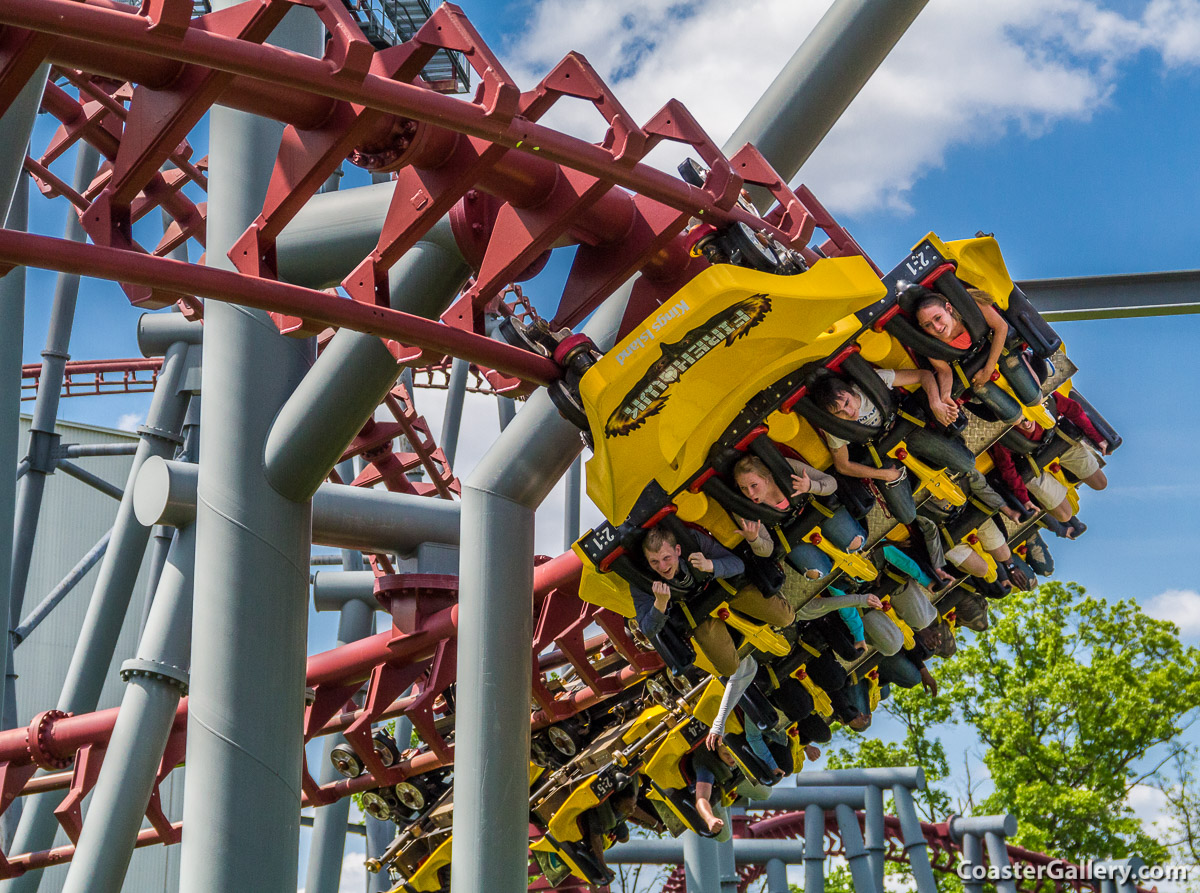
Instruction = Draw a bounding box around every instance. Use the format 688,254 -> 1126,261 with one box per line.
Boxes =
10,0 -> 1200,880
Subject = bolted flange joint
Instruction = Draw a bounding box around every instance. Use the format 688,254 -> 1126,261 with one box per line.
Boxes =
120,658 -> 189,695
26,709 -> 73,771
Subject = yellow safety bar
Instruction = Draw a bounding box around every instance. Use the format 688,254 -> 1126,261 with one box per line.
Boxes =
800,529 -> 878,581
398,835 -> 453,893
888,441 -> 966,507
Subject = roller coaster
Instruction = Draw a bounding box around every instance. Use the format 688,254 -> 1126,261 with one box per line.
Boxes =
0,1 -> 1164,892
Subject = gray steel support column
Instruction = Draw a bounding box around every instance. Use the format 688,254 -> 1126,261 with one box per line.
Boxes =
608,839 -> 806,865
496,395 -> 516,431
365,818 -> 392,893
440,357 -> 468,468
891,785 -> 937,893
448,283 -> 632,893
0,65 -> 47,221
983,832 -> 1017,893
60,523 -> 196,893
803,805 -> 824,893
55,459 -> 123,500
723,0 -> 928,207
682,831 -> 722,893
864,783 -> 885,892
717,828 -> 738,893
177,7 -> 320,891
563,456 -> 581,551
835,803 -> 879,893
765,858 -> 789,893
1021,270 -> 1200,321
7,142 -> 102,639
139,525 -> 174,635
2,336 -> 192,893
0,175 -> 28,733
305,527 -> 375,893
959,833 -> 984,893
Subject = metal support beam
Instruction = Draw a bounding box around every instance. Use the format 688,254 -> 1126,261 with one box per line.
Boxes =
891,784 -> 938,893
563,456 -> 581,552
55,459 -> 123,501
836,802 -> 880,893
723,0 -> 929,207
440,357 -> 468,468
803,804 -> 824,893
765,858 -> 789,893
4,336 -> 192,893
864,783 -> 885,891
60,523 -> 196,893
134,458 -> 460,554
683,831 -> 723,892
607,836 -> 807,865
1020,270 -> 1200,321
11,529 -> 112,647
0,175 -> 28,735
0,64 -> 47,221
178,8 -> 320,891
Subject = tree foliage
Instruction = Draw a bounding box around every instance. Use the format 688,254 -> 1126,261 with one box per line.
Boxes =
937,581 -> 1200,862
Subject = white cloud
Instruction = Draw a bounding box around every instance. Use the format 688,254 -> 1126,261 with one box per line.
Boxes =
501,0 -> 1200,215
116,411 -> 142,432
1144,588 -> 1200,636
297,840 -> 368,893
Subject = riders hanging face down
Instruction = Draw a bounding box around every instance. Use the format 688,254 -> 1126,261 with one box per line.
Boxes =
731,453 -> 867,580
988,391 -> 1109,540
581,777 -> 659,882
632,525 -> 795,677
808,369 -> 1025,528
913,287 -> 1044,421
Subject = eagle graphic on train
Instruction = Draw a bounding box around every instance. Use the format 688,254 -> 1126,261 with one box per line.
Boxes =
603,294 -> 772,438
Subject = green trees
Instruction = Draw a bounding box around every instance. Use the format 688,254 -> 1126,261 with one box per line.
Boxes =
830,581 -> 1200,863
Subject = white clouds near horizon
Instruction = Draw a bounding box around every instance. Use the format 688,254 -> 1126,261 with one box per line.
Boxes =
500,0 -> 1200,215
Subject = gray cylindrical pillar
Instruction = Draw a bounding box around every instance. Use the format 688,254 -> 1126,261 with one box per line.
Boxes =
960,833 -> 984,893
983,831 -> 1017,893
835,803 -> 879,893
864,783 -> 885,892
496,395 -> 516,431
563,456 -> 581,552
139,525 -> 175,635
304,596 -> 373,893
365,817 -> 392,893
723,0 -> 929,209
440,357 -> 468,468
60,523 -> 196,893
0,65 -> 47,222
803,804 -> 824,893
765,858 -> 789,893
448,285 -> 631,893
891,785 -> 937,893
3,336 -> 191,893
7,142 -> 103,643
717,828 -> 737,893
0,175 -> 28,730
449,484 -> 537,893
683,831 -> 722,893
264,329 -> 399,501
178,7 -> 320,892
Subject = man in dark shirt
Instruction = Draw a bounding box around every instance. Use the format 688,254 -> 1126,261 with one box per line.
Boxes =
631,525 -> 793,676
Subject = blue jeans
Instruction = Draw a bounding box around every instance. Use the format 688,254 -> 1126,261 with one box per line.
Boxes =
877,428 -> 1004,524
785,507 -> 867,577
972,352 -> 1043,421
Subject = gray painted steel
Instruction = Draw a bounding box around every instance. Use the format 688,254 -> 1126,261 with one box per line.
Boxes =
959,829 -> 985,893
135,458 -> 460,553
311,571 -> 378,612
723,0 -> 928,207
7,143 -> 103,656
756,785 -> 866,809
1020,270 -> 1200,321
864,783 -> 885,891
608,836 -> 807,865
60,523 -> 196,893
564,456 -> 582,551
4,337 -> 191,893
55,459 -> 123,501
765,858 -> 789,893
440,357 -> 469,467
0,65 -> 47,222
836,802 -> 879,893
984,832 -> 1018,893
305,595 -> 374,893
137,314 -> 204,357
0,176 -> 28,731
57,443 -> 140,458
892,784 -> 938,893
795,767 -> 924,788
265,330 -> 400,501
11,529 -> 112,645
803,804 -> 824,893
178,8 -> 321,891
683,830 -> 723,891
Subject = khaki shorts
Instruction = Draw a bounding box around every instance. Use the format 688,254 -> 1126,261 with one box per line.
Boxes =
1060,441 -> 1100,479
945,543 -> 977,568
977,517 -> 1006,551
1026,471 -> 1067,510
